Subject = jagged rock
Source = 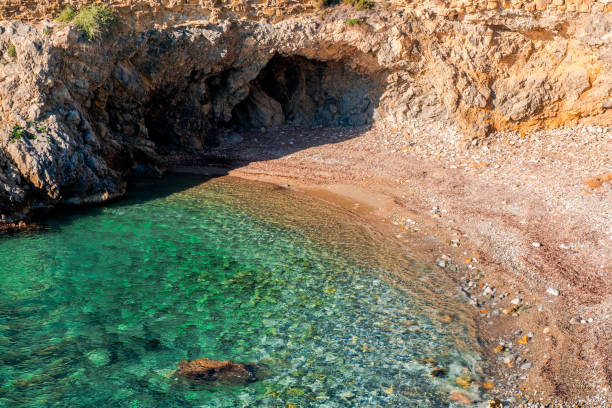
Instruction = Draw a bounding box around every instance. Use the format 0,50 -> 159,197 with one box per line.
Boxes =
233,82 -> 284,129
176,358 -> 256,382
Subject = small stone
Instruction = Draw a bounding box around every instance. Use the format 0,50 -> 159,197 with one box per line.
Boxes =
511,297 -> 520,305
518,336 -> 529,345
340,391 -> 355,399
520,362 -> 532,370
494,344 -> 505,353
450,392 -> 472,404
531,242 -> 541,247
587,317 -> 594,323
430,366 -> 447,377
503,355 -> 513,364
455,376 -> 473,387
488,398 -> 503,408
482,381 -> 495,390
502,305 -> 518,314
543,327 -> 551,334
546,287 -> 559,296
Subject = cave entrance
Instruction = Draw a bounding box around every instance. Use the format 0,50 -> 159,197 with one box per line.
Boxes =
141,54 -> 382,152
227,55 -> 380,131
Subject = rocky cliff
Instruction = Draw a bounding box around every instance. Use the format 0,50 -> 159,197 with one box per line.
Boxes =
0,1 -> 610,221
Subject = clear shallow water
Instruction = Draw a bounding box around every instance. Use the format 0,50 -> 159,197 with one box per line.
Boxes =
0,175 -> 484,407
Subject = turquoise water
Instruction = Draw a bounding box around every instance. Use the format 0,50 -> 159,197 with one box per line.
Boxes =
0,175 -> 483,407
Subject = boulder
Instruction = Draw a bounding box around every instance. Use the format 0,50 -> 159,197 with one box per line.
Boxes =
176,358 -> 256,382
233,82 -> 284,129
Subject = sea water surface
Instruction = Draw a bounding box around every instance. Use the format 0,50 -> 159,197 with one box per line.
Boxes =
0,175 -> 484,407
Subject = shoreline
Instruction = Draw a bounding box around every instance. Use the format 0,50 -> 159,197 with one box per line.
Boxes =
168,122 -> 611,406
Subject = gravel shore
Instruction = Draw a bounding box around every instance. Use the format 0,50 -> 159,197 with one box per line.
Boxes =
167,120 -> 611,407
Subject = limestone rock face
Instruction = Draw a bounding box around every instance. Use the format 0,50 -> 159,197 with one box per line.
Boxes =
0,4 -> 609,221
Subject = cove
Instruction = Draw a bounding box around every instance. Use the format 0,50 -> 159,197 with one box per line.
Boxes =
0,175 -> 484,407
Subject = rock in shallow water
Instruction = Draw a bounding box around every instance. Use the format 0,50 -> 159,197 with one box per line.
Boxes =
176,358 -> 256,383
86,349 -> 111,367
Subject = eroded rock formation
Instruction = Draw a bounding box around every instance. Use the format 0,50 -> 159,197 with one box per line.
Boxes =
0,2 -> 610,221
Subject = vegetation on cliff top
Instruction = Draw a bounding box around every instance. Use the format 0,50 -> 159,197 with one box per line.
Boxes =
56,5 -> 77,23
316,0 -> 374,10
345,17 -> 363,26
343,0 -> 375,10
56,4 -> 118,41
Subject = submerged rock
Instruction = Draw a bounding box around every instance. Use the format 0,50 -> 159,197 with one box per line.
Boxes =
176,358 -> 256,383
86,349 -> 111,367
430,366 -> 447,377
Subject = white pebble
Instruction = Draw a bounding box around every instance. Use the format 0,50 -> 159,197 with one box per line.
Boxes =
546,287 -> 559,296
531,242 -> 541,247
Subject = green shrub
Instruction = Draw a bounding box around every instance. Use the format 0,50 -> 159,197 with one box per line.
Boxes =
9,122 -> 45,143
56,5 -> 77,23
43,28 -> 53,35
56,4 -> 118,41
345,18 -> 362,26
7,44 -> 16,58
343,0 -> 374,10
73,5 -> 118,40
10,125 -> 25,142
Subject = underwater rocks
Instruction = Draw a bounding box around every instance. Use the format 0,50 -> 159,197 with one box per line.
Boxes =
176,358 -> 256,383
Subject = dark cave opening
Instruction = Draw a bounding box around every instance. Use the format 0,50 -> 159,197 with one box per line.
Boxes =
228,54 -> 381,130
142,54 -> 383,151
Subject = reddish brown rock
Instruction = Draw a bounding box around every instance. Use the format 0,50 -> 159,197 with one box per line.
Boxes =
177,358 -> 256,382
